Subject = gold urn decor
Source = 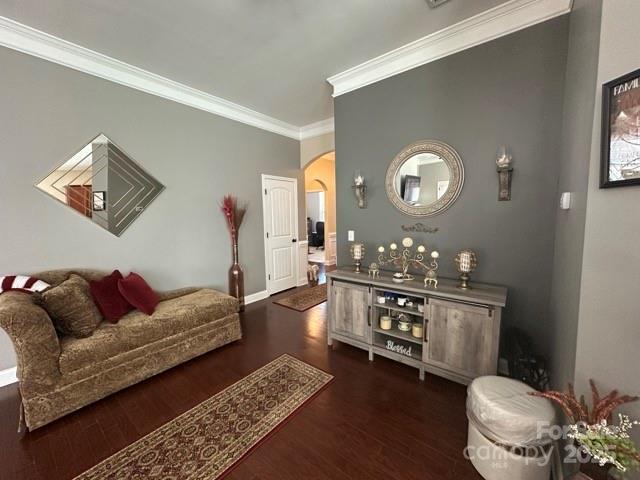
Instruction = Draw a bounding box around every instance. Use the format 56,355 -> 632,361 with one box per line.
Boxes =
377,237 -> 440,288
454,249 -> 478,290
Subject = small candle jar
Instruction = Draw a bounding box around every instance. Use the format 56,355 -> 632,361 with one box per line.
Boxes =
380,316 -> 392,330
412,322 -> 423,339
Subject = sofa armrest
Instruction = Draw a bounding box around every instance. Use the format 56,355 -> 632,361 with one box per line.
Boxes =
156,287 -> 200,302
0,292 -> 61,393
201,288 -> 240,312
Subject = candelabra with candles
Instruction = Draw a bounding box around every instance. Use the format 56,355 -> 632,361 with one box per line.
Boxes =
377,237 -> 440,287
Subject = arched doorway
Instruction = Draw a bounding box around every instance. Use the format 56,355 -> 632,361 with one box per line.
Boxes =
304,151 -> 336,266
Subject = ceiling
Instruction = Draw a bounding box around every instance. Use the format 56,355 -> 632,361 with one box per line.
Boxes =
0,0 -> 510,127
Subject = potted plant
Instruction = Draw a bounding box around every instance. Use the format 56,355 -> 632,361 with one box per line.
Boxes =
530,381 -> 640,479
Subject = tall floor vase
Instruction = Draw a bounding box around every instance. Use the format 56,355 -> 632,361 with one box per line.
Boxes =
228,241 -> 245,312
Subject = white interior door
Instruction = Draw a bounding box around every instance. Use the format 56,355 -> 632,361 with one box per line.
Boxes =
262,175 -> 298,294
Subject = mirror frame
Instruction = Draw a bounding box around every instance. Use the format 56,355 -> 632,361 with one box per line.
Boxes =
34,133 -> 165,237
385,140 -> 464,217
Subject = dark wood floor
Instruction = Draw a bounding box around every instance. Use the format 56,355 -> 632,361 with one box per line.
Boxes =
0,283 -> 482,480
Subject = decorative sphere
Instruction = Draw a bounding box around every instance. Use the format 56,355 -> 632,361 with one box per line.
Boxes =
417,245 -> 426,253
402,237 -> 413,248
390,243 -> 398,250
431,251 -> 440,259
378,246 -> 385,253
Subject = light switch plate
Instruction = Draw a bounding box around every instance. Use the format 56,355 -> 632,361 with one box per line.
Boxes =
348,230 -> 355,242
560,192 -> 572,210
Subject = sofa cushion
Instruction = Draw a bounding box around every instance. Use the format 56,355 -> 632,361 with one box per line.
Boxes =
117,272 -> 159,315
58,289 -> 238,374
89,270 -> 134,323
36,269 -> 108,288
35,274 -> 102,338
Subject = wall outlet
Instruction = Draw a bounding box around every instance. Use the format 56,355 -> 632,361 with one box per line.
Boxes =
348,230 -> 355,242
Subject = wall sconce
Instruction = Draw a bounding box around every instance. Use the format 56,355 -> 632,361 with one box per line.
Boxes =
352,170 -> 367,208
496,146 -> 513,201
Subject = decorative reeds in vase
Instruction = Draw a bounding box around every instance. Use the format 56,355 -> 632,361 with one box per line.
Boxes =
530,380 -> 640,478
221,195 -> 247,311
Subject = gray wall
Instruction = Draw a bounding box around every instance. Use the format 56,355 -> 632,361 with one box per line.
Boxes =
0,47 -> 299,370
575,1 -> 640,472
547,0 -> 602,390
334,17 -> 569,357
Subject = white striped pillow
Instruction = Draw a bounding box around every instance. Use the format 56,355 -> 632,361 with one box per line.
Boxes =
0,275 -> 50,294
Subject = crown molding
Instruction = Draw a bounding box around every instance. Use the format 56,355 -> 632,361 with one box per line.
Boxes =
299,118 -> 335,140
0,16 -> 304,139
327,0 -> 573,97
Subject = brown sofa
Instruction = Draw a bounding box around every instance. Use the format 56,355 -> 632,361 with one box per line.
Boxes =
0,269 -> 242,430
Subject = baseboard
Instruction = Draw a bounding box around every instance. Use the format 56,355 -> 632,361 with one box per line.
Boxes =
298,240 -> 309,286
0,366 -> 17,387
245,290 -> 269,305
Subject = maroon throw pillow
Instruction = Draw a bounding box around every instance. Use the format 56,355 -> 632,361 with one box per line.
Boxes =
89,270 -> 134,323
117,272 -> 159,316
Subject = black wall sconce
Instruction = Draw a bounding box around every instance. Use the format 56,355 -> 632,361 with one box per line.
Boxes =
496,146 -> 513,201
352,170 -> 367,208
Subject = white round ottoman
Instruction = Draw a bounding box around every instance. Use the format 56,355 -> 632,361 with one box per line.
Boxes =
466,376 -> 556,480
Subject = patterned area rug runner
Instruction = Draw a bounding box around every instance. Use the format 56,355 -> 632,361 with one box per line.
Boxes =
74,354 -> 333,480
273,283 -> 327,311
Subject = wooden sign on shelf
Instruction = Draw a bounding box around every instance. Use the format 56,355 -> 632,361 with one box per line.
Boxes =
385,339 -> 413,357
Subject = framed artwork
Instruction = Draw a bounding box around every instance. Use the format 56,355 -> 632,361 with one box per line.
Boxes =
92,191 -> 106,211
601,68 -> 640,188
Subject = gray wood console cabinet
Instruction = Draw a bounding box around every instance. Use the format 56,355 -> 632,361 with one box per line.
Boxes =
327,269 -> 507,385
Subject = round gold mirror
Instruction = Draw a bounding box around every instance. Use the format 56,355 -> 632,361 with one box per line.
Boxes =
385,140 -> 464,217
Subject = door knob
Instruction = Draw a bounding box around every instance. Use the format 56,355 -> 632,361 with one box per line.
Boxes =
292,238 -> 297,243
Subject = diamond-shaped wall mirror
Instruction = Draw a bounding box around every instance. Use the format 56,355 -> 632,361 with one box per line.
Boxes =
36,134 -> 164,236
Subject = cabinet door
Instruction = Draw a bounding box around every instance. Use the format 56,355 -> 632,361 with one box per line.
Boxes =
426,298 -> 499,379
331,281 -> 371,343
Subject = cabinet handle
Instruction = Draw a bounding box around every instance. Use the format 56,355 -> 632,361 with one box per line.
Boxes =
368,305 -> 372,326
424,320 -> 428,342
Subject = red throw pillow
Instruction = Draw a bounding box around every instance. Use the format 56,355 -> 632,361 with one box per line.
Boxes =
117,272 -> 159,316
89,270 -> 134,322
